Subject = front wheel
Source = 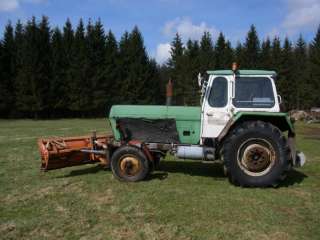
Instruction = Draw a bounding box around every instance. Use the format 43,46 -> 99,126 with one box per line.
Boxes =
111,145 -> 149,182
223,121 -> 291,187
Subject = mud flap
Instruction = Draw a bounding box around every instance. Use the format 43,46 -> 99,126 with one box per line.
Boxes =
287,132 -> 306,168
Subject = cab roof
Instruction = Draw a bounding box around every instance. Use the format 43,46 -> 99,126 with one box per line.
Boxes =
207,70 -> 276,76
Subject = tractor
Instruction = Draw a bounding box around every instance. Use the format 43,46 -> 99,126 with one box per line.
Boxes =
38,64 -> 305,187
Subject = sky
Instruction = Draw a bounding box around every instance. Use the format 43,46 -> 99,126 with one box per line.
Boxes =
0,0 -> 320,64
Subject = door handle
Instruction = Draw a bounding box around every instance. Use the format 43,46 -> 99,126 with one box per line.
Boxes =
206,112 -> 213,116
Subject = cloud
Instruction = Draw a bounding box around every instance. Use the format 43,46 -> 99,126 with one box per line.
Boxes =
281,0 -> 320,35
162,17 -> 219,41
0,0 -> 46,12
155,42 -> 171,64
0,0 -> 19,11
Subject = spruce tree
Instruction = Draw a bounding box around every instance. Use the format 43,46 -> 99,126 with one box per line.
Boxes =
103,30 -> 119,108
0,41 -> 5,117
260,38 -> 272,69
235,42 -> 244,67
309,26 -> 320,107
38,16 -> 52,117
68,19 -> 90,116
224,40 -> 234,68
168,33 -> 185,105
199,31 -> 214,72
86,19 -> 106,114
278,38 -> 294,110
271,37 -> 282,72
62,19 -> 74,71
118,27 -> 154,104
50,27 -> 68,117
15,17 -> 51,118
215,33 -> 233,69
243,25 -> 260,68
13,20 -> 24,117
118,31 -> 130,104
184,39 -> 200,105
214,32 -> 226,69
0,22 -> 15,117
293,35 -> 310,109
168,33 -> 184,69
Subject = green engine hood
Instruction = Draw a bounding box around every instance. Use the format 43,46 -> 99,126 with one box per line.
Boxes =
109,105 -> 201,144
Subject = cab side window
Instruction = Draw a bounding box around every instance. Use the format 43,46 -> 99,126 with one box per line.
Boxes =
208,77 -> 228,107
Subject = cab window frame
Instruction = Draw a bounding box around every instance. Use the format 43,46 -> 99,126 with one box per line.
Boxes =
208,76 -> 228,108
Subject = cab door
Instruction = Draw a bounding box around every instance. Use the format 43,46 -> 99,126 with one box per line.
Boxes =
201,75 -> 232,139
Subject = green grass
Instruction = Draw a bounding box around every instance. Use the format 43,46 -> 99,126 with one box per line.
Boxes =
0,119 -> 319,240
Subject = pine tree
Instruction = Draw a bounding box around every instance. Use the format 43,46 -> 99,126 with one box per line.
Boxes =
271,37 -> 282,72
224,40 -> 234,68
243,25 -> 260,68
38,16 -> 52,117
278,37 -> 294,110
146,58 -> 162,104
235,41 -> 244,66
215,33 -> 233,69
50,27 -> 68,117
309,25 -> 320,107
0,41 -> 5,117
62,19 -> 74,70
260,38 -> 272,69
68,19 -> 90,116
86,19 -> 106,114
118,26 -> 153,104
168,33 -> 184,69
168,33 -> 185,105
15,16 -> 51,118
215,32 -> 226,69
103,30 -> 119,108
11,20 -> 25,117
0,22 -> 15,117
293,35 -> 310,109
118,31 -> 130,104
199,31 -> 214,73
184,39 -> 201,105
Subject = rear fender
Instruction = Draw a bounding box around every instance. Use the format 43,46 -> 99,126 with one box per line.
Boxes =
218,112 -> 297,164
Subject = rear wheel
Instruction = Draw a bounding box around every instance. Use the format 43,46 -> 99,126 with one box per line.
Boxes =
223,121 -> 291,187
111,146 -> 149,182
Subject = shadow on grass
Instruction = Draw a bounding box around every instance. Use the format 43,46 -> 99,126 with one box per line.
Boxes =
57,161 -> 308,187
278,169 -> 308,187
148,160 -> 225,181
58,164 -> 107,178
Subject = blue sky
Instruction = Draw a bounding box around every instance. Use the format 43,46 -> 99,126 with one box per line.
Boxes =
0,0 -> 320,63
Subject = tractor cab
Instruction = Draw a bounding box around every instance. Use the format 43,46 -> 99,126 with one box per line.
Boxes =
199,67 -> 281,139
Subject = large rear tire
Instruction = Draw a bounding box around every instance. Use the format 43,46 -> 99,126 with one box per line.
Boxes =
111,145 -> 149,182
223,121 -> 291,187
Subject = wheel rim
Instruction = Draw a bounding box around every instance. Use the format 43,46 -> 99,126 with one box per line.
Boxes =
237,138 -> 276,176
119,155 -> 141,177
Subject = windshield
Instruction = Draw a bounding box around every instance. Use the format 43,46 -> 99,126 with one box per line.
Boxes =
233,77 -> 275,108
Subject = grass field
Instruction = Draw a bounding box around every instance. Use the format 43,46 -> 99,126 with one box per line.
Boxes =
0,119 -> 319,240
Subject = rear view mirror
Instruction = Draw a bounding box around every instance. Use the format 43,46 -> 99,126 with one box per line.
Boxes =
198,73 -> 203,88
278,95 -> 282,104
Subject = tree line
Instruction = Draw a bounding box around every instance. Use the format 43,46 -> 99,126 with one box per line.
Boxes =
0,16 -> 161,118
0,17 -> 319,119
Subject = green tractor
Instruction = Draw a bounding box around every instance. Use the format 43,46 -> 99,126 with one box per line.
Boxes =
108,67 -> 305,187
39,66 -> 305,187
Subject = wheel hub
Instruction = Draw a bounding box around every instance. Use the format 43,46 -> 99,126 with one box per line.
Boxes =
237,139 -> 276,176
119,156 -> 141,176
243,144 -> 271,172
